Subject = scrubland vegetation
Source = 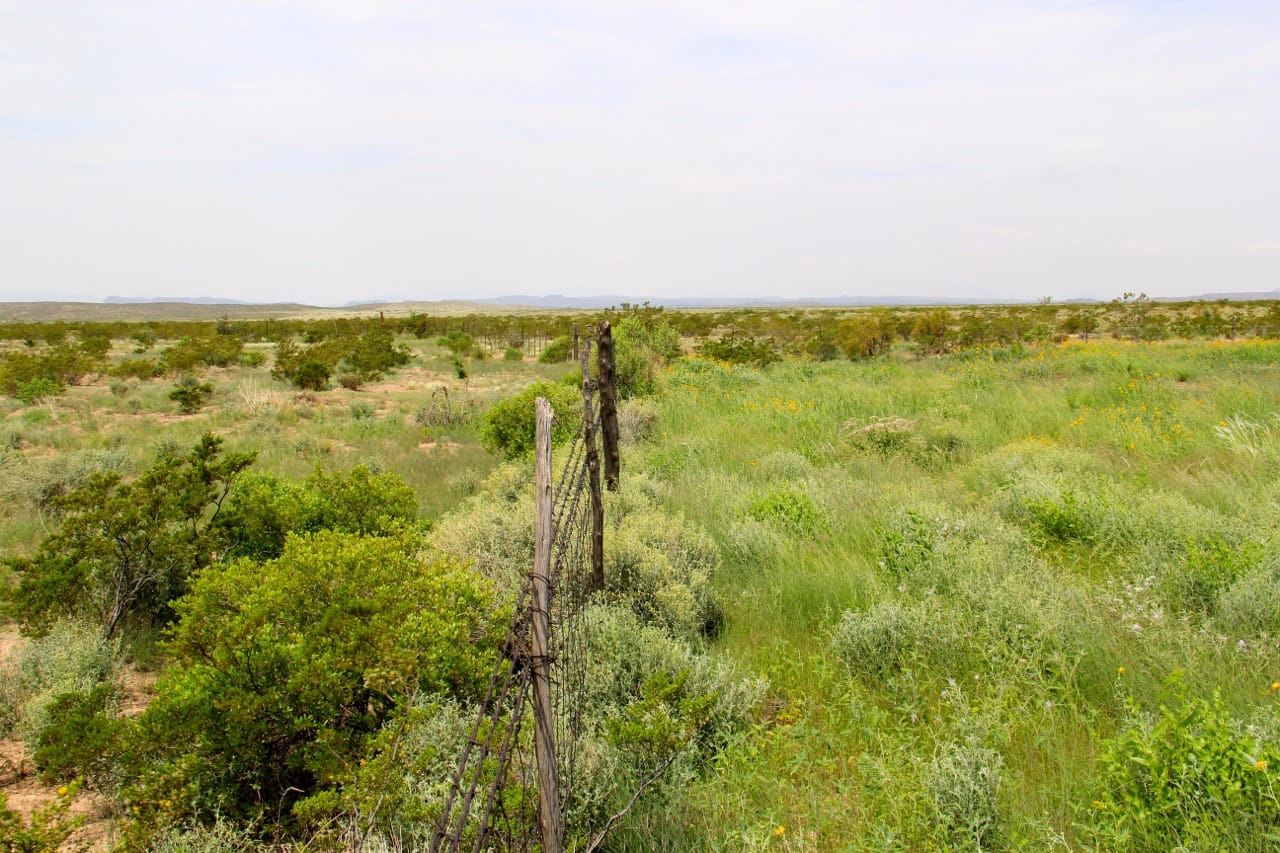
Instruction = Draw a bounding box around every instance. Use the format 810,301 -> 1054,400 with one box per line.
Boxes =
2,299 -> 1280,851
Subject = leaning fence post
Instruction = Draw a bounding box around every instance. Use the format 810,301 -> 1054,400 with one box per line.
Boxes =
531,397 -> 563,853
597,322 -> 620,491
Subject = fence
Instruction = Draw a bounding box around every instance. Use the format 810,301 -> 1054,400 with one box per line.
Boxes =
430,323 -> 619,853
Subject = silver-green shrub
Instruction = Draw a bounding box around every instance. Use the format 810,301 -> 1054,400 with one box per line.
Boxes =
605,507 -> 721,638
926,742 -> 1004,850
1,618 -> 119,747
832,600 -> 956,681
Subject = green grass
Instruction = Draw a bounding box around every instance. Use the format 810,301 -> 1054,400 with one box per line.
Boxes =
5,333 -> 1280,850
615,340 -> 1280,850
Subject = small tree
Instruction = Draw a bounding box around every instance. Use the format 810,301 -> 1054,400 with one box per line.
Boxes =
293,360 -> 331,391
9,435 -> 255,639
169,375 -> 214,413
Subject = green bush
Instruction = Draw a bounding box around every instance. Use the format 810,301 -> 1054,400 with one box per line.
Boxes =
10,435 -> 254,638
0,782 -> 83,853
33,682 -> 124,789
169,375 -> 214,414
693,331 -> 779,369
1158,533 -> 1261,615
293,359 -> 330,390
238,350 -> 266,368
217,465 -> 419,563
479,380 -> 581,458
745,488 -> 826,536
1089,691 -> 1280,849
0,618 -> 119,749
503,345 -> 524,362
15,377 -> 62,405
606,507 -> 723,639
1216,560 -> 1280,637
110,357 -> 164,380
832,600 -> 954,681
613,314 -> 681,398
436,330 -> 473,355
539,335 -> 573,363
876,508 -> 938,579
161,335 -> 244,372
123,530 -> 501,836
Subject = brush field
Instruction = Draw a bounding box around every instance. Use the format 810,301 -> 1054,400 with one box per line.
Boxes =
2,308 -> 1279,851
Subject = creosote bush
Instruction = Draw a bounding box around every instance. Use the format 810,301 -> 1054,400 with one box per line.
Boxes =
123,530 -> 500,839
478,379 -> 581,458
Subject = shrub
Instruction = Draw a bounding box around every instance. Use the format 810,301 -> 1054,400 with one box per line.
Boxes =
876,508 -> 938,580
503,346 -> 524,362
293,359 -> 330,391
10,435 -> 254,638
161,335 -> 244,371
110,357 -> 164,380
745,488 -> 826,536
0,618 -> 119,749
694,331 -> 779,369
843,416 -> 917,459
216,465 -> 419,563
617,398 -> 659,444
238,350 -> 266,368
479,380 -> 581,458
33,682 -> 124,789
0,782 -> 83,853
926,743 -> 1003,850
1216,560 -> 1280,637
832,600 -> 952,681
1089,691 -> 1280,849
336,372 -> 363,390
1157,532 -> 1261,616
605,507 -> 723,639
612,314 -> 681,398
436,330 -> 472,355
169,375 -> 214,413
539,335 -> 573,363
123,530 -> 501,836
15,377 -> 62,405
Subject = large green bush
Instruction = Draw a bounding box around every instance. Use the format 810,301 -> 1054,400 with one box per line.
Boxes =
1088,691 -> 1280,849
478,380 -> 581,458
123,530 -> 501,837
217,465 -> 420,562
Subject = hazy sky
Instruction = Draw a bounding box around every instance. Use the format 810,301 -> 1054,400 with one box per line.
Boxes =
3,1 -> 1278,305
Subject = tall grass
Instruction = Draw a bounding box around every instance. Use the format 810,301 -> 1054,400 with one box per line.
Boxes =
618,341 -> 1280,849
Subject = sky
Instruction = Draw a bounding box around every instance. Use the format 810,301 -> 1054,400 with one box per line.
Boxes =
2,1 -> 1278,306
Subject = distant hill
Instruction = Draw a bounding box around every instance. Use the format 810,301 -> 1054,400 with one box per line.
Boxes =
4,290 -> 1278,323
103,295 -> 250,305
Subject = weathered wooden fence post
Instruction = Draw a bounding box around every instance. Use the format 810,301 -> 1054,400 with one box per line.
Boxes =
531,397 -> 563,853
580,341 -> 605,593
597,322 -> 620,491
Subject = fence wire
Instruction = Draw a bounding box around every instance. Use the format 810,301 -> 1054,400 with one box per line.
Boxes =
432,337 -> 602,853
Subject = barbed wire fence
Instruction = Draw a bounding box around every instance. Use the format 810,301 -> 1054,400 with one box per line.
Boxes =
431,323 -> 619,853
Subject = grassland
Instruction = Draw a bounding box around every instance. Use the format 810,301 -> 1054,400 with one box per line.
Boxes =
2,316 -> 1280,850
614,339 -> 1280,850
